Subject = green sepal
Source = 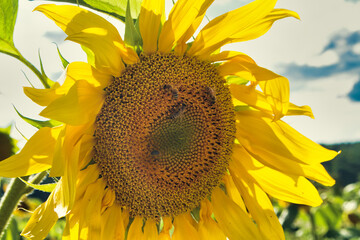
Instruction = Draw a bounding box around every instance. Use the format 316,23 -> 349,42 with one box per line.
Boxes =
54,43 -> 69,69
21,70 -> 35,88
38,50 -> 54,88
19,177 -> 57,193
81,45 -> 95,67
234,105 -> 251,112
81,158 -> 96,171
226,75 -> 249,85
14,106 -> 62,129
124,0 -> 142,53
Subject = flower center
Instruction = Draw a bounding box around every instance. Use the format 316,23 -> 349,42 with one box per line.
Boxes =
94,53 -> 235,219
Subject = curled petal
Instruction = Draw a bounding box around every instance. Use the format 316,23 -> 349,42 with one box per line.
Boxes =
40,80 -> 104,125
0,127 -> 62,177
35,4 -> 139,76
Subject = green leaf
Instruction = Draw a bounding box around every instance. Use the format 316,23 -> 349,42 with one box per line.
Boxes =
14,106 -> 62,129
19,177 -> 57,193
33,0 -> 142,22
124,0 -> 142,51
0,0 -> 21,57
54,43 -> 69,69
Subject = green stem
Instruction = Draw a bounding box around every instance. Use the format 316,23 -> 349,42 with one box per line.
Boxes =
307,208 -> 318,240
0,177 -> 29,237
0,171 -> 48,237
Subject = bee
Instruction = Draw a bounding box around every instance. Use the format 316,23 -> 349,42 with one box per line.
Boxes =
169,103 -> 186,119
204,86 -> 216,106
163,84 -> 178,99
151,150 -> 159,156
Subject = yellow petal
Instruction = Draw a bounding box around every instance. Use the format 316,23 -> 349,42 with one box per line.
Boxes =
189,2 -> 299,57
232,145 -> 323,206
50,127 -> 66,177
50,123 -> 94,177
174,0 -> 214,55
229,162 -> 285,240
144,219 -> 159,240
24,83 -> 61,106
0,127 -> 62,177
236,8 -> 300,42
301,163 -> 336,186
21,183 -> 61,239
77,134 -> 95,169
209,51 -> 255,63
158,0 -> 213,53
128,217 -> 145,240
258,76 -> 290,120
287,103 -> 314,119
159,217 -> 172,240
63,214 -> 80,240
231,84 -> 314,119
78,180 -> 105,240
188,0 -> 276,57
235,111 -> 336,186
74,165 -> 99,203
218,58 -> 284,82
139,0 -> 164,54
101,204 -> 125,240
222,174 -> 246,211
59,137 -> 81,212
35,4 -> 131,76
211,187 -> 262,240
172,213 -> 200,240
40,80 -> 104,125
66,61 -> 112,89
230,84 -> 273,114
235,110 -> 338,166
101,188 -> 115,213
198,199 -> 226,240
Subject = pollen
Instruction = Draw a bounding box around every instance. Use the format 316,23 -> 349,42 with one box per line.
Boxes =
94,53 -> 235,219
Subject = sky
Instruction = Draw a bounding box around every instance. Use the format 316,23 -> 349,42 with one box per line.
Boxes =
1,0 -> 360,146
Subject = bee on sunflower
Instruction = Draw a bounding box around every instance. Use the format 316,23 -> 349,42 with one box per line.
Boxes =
0,0 -> 338,239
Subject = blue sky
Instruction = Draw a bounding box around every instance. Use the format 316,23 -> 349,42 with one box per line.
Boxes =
1,0 -> 360,145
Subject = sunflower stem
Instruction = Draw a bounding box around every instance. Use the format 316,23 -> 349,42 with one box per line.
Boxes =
307,208 -> 318,240
0,171 -> 48,237
0,177 -> 29,237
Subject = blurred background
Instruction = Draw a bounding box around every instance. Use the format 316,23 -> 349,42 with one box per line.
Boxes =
1,0 -> 360,239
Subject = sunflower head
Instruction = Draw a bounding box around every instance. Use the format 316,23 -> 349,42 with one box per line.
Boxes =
94,52 -> 235,219
0,0 -> 339,239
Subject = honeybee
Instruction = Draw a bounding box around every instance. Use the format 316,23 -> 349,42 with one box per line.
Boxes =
163,84 -> 178,99
204,86 -> 216,105
169,103 -> 186,119
151,150 -> 159,156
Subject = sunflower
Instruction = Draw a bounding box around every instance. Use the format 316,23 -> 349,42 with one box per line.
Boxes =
0,0 -> 338,239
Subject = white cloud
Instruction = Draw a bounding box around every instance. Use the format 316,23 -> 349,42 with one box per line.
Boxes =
284,73 -> 360,144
